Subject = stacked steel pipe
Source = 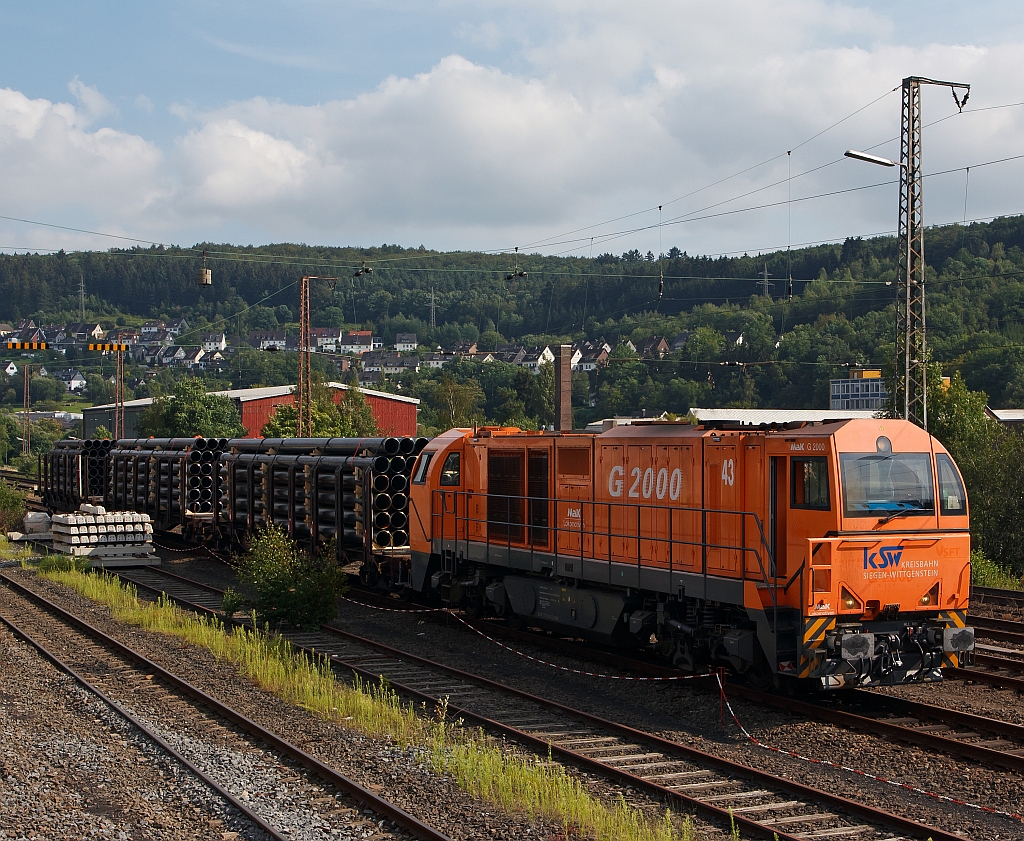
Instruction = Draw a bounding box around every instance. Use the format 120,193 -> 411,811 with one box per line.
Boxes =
41,439 -> 112,510
221,436 -> 427,558
41,435 -> 428,564
105,437 -> 229,530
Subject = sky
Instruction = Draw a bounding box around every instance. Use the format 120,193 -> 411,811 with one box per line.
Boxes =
1,1 -> 1023,264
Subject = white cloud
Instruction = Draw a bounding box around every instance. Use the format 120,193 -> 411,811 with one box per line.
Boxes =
67,76 -> 116,126
2,3 -> 1024,257
135,94 -> 154,113
0,86 -> 166,240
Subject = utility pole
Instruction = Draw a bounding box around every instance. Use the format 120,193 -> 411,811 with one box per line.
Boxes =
896,77 -> 969,430
296,276 -> 337,437
88,342 -> 129,438
429,287 -> 437,330
79,271 -> 86,322
298,275 -> 311,438
114,350 -> 125,440
22,365 -> 30,457
756,263 -> 773,298
4,340 -> 47,457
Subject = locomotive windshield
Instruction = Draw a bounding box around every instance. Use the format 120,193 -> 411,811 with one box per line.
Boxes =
839,452 -> 935,518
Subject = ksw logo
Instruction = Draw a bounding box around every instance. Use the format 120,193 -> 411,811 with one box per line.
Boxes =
863,545 -> 904,570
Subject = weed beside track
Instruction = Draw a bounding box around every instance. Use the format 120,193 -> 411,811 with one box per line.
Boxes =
37,564 -> 695,841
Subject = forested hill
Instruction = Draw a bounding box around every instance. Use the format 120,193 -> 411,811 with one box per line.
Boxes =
3,214 -> 1024,409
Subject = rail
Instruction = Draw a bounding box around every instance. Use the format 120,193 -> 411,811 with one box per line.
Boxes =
0,571 -> 453,841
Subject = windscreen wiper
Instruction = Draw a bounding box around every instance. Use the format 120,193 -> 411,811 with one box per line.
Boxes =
878,505 -> 926,525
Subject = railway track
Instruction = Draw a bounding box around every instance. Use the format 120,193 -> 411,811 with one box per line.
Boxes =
0,570 -> 452,841
466,598 -> 1024,773
971,585 -> 1024,609
942,613 -> 1024,690
112,565 -> 970,841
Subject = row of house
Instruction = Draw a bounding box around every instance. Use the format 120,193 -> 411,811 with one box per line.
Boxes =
0,360 -> 87,392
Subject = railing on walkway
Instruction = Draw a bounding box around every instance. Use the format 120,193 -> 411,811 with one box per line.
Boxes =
432,489 -> 786,629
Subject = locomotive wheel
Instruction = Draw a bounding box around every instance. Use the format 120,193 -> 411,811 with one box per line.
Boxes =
463,597 -> 484,619
746,664 -> 776,692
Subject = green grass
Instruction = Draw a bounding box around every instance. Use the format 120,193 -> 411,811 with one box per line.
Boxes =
0,533 -> 36,563
971,549 -> 1023,590
37,566 -> 701,841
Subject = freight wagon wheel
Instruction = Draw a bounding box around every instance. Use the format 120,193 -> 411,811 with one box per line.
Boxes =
359,562 -> 379,587
506,610 -> 524,631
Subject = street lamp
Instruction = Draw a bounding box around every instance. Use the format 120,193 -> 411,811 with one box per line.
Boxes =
844,150 -> 904,168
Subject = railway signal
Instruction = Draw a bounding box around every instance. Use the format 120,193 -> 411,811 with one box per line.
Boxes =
86,343 -> 129,352
6,341 -> 48,350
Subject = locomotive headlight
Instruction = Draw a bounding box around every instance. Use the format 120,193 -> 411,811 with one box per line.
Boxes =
920,593 -> 931,605
843,595 -> 857,609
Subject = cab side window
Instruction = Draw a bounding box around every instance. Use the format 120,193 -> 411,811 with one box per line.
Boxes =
439,452 -> 461,486
411,452 -> 434,484
791,456 -> 830,510
936,453 -> 966,515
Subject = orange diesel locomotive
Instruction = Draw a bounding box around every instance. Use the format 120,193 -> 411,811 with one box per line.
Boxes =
398,418 -> 975,690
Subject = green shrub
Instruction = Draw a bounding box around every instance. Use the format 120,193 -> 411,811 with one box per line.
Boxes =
0,480 -> 26,532
235,525 -> 347,629
221,587 -> 244,621
971,548 -> 1022,590
37,553 -> 89,574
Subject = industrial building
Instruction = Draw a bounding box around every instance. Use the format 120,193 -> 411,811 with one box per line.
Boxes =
829,369 -> 890,412
84,383 -> 418,438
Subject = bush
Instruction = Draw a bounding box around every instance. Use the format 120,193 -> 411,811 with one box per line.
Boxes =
971,548 -> 1023,590
37,553 -> 89,574
235,525 -> 347,629
0,481 -> 26,532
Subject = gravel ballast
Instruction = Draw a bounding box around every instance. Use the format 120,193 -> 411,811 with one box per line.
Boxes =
0,620 -> 271,840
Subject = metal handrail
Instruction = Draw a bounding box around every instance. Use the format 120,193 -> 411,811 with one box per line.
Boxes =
431,489 -> 783,621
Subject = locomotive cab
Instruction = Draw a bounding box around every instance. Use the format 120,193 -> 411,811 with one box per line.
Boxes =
792,420 -> 974,688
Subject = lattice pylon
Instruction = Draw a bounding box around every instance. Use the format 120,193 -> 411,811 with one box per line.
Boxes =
114,350 -> 125,440
895,77 -> 927,427
22,365 -> 30,456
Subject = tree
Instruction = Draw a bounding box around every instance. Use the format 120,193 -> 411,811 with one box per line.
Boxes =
235,524 -> 347,629
430,373 -> 484,429
929,370 -> 1024,574
261,377 -> 379,438
85,374 -> 114,405
337,386 -> 379,436
31,419 -> 65,454
138,377 -> 245,438
91,424 -> 113,440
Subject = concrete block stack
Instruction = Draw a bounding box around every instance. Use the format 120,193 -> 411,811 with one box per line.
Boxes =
51,504 -> 154,560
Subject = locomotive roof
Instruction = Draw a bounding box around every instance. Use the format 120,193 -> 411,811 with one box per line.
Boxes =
687,407 -> 878,426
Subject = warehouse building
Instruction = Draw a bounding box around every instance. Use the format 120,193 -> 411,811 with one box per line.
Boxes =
85,383 -> 418,438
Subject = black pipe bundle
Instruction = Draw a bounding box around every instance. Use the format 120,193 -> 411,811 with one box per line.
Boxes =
102,437 -> 229,529
42,435 -> 430,563
42,438 -> 113,510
